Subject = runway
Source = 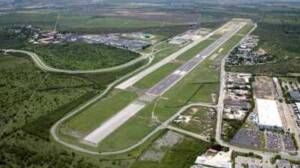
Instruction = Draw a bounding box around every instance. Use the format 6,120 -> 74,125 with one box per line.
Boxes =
83,21 -> 246,146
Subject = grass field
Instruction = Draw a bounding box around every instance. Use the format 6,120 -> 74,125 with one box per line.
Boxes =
132,135 -> 212,168
24,42 -> 140,70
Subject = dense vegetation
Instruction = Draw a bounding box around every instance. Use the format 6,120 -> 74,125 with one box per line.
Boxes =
25,43 -> 140,70
0,50 -> 145,167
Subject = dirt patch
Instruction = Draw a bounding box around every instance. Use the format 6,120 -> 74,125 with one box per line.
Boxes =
254,76 -> 275,99
140,131 -> 184,161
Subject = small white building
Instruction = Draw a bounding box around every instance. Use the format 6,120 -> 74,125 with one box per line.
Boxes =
256,99 -> 283,130
193,150 -> 232,168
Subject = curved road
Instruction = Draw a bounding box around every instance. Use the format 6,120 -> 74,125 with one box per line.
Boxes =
2,49 -> 149,74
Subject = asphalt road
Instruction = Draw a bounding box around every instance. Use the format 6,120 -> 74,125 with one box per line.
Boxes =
2,49 -> 149,74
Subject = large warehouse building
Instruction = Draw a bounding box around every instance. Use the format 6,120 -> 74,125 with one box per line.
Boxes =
256,99 -> 283,130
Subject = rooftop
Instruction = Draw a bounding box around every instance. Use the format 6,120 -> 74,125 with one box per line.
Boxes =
256,99 -> 283,128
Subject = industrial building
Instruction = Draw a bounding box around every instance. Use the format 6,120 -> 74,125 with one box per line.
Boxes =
256,99 -> 283,130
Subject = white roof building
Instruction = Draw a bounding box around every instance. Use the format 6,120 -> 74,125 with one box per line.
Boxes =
296,103 -> 300,112
256,99 -> 283,129
194,150 -> 232,168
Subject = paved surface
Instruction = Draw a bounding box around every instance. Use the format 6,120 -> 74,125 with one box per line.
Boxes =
83,101 -> 146,145
115,21 -> 234,90
235,156 -> 263,168
2,49 -> 148,74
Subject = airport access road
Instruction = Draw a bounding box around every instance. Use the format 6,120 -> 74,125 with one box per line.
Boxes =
2,49 -> 149,74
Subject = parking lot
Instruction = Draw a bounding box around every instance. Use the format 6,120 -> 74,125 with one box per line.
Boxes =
230,128 -> 262,148
265,132 -> 282,151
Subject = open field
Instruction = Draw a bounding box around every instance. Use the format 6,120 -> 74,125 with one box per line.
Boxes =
60,21 -> 252,152
0,12 -> 194,37
0,13 -> 178,30
171,106 -> 217,138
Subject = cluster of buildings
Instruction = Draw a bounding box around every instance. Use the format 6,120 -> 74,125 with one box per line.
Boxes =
80,34 -> 151,51
169,28 -> 208,45
226,35 -> 272,66
14,25 -> 153,51
223,73 -> 253,120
